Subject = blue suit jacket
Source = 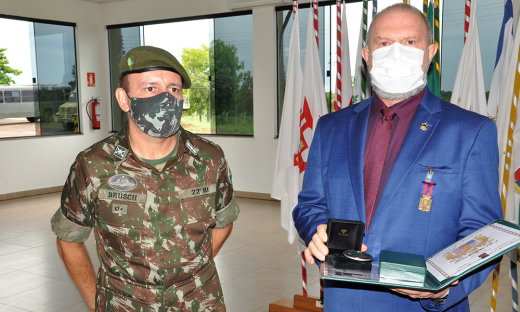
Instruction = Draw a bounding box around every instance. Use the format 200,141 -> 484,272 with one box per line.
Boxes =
293,89 -> 503,311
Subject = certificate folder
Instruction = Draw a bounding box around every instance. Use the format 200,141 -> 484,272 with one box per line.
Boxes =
320,219 -> 520,290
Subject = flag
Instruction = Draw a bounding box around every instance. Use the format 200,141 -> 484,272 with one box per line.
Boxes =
450,0 -> 487,116
426,0 -> 441,97
496,0 -> 520,225
295,1 -> 328,195
493,4 -> 520,311
334,0 -> 353,110
353,0 -> 370,105
487,0 -> 514,121
271,1 -> 303,245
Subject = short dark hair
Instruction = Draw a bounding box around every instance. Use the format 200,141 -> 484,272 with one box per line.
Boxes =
119,74 -> 130,93
367,4 -> 432,48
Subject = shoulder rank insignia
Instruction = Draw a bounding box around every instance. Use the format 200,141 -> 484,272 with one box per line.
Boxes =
185,141 -> 198,155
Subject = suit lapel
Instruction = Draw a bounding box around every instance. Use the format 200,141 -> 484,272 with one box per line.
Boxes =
370,89 -> 442,226
346,98 -> 372,223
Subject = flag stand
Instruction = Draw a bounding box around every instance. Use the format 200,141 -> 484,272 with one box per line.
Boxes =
269,294 -> 323,312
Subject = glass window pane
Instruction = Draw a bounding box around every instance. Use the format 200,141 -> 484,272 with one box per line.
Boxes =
22,90 -> 35,102
144,20 -> 212,134
213,14 -> 254,135
5,91 -> 20,102
108,26 -> 142,131
33,22 -> 78,135
441,0 -> 503,101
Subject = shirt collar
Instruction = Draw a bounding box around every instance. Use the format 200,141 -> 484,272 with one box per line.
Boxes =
113,124 -> 200,169
370,89 -> 426,119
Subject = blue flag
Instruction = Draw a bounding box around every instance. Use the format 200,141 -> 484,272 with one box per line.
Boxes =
494,0 -> 514,69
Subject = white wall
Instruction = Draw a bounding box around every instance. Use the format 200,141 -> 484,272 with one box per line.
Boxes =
0,0 -> 280,196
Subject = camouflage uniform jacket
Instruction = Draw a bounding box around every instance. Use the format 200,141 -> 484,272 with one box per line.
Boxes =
51,124 -> 240,312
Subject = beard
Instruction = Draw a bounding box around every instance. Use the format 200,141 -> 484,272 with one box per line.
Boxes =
370,70 -> 428,101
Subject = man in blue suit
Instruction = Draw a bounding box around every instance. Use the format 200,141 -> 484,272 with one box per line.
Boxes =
293,3 -> 503,311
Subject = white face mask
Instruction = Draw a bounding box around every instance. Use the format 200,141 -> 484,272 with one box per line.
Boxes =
369,43 -> 426,94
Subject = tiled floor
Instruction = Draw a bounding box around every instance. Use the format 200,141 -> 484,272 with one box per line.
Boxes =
0,192 -> 514,311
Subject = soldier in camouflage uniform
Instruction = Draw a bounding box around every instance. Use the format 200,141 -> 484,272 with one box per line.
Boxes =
51,46 -> 239,312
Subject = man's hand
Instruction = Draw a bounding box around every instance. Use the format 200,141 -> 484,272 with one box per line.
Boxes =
303,224 -> 367,265
388,280 -> 458,299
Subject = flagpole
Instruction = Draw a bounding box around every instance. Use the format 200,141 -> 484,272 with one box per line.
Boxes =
361,0 -> 368,101
511,250 -> 519,312
302,0 -> 308,283
313,0 -> 319,48
464,0 -> 471,44
334,0 -> 342,111
312,0 -> 325,300
301,252 -> 308,297
433,0 -> 441,84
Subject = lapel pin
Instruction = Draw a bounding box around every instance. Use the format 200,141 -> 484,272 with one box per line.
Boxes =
420,123 -> 428,131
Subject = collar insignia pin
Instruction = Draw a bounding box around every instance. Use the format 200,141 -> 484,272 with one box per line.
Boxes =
114,145 -> 128,159
420,123 -> 428,131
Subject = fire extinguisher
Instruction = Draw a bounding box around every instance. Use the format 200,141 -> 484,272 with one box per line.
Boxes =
86,97 -> 100,129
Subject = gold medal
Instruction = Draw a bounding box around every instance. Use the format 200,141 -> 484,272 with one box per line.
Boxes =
418,195 -> 432,212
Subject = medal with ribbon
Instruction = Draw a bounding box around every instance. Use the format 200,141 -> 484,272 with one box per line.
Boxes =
418,167 -> 436,212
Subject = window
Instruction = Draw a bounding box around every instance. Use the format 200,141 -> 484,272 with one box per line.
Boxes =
22,90 -> 35,102
5,91 -> 20,103
0,16 -> 78,138
108,12 -> 254,136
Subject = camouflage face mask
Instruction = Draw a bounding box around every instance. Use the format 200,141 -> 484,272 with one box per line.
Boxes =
130,92 -> 183,138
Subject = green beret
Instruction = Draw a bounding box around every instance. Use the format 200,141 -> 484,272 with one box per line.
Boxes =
119,46 -> 191,89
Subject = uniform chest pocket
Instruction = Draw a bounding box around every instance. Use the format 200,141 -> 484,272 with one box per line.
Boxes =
179,184 -> 217,225
96,189 -> 145,259
179,185 -> 217,256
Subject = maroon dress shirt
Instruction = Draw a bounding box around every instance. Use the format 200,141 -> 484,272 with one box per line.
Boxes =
363,89 -> 426,228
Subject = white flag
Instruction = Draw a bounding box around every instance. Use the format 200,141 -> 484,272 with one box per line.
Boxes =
271,3 -> 303,245
488,0 -> 514,121
296,6 -> 328,183
450,0 -> 487,115
340,2 -> 353,108
496,5 -> 520,225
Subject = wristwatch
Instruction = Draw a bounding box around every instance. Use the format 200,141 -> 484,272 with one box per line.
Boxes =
429,290 -> 449,306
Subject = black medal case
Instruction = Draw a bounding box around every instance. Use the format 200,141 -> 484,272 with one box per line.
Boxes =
325,219 -> 372,270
